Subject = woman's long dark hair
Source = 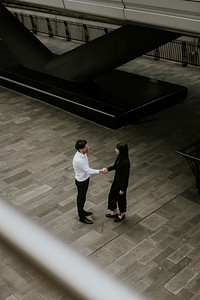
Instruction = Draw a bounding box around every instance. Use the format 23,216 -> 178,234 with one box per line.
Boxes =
116,143 -> 129,163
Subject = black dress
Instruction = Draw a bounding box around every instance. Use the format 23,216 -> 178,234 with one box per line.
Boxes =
107,157 -> 130,213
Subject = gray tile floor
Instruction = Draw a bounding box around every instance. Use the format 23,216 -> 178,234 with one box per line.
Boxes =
0,34 -> 200,300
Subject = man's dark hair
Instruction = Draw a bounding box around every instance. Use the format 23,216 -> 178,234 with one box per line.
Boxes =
75,140 -> 87,151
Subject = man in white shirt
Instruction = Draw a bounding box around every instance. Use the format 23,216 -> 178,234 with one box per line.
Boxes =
73,140 -> 104,224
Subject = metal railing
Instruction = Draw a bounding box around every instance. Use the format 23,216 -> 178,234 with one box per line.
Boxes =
0,199 -> 145,300
176,139 -> 200,194
147,40 -> 200,67
11,12 -> 200,67
19,13 -> 114,42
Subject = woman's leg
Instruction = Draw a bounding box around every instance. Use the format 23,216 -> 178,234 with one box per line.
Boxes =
107,183 -> 117,211
114,191 -> 127,221
117,190 -> 127,214
106,183 -> 118,217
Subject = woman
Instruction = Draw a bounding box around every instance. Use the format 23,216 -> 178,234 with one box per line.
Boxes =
105,143 -> 130,222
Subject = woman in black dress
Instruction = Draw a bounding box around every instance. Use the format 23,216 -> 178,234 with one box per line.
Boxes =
105,143 -> 130,222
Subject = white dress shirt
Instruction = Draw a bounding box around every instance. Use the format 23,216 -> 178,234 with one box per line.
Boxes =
73,151 -> 99,181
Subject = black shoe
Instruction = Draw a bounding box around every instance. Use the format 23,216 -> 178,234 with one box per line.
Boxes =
106,213 -> 118,218
114,215 -> 125,222
79,217 -> 93,224
84,211 -> 93,216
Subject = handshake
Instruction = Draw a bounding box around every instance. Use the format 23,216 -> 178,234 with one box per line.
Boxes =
100,168 -> 108,174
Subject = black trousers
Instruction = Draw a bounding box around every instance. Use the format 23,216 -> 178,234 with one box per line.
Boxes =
75,178 -> 89,219
108,181 -> 127,213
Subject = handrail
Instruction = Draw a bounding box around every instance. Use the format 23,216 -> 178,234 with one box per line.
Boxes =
0,199 -> 145,300
176,150 -> 200,162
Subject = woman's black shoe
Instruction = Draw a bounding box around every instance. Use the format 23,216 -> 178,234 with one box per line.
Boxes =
105,213 -> 118,218
114,215 -> 125,222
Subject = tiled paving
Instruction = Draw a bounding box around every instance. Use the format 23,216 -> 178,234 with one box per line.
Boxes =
0,34 -> 200,300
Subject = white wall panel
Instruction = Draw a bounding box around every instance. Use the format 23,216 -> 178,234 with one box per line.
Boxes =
63,0 -> 124,20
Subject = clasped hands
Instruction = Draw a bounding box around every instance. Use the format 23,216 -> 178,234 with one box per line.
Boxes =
100,168 -> 108,174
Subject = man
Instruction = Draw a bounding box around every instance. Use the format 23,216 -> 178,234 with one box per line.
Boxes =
72,140 -> 104,224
